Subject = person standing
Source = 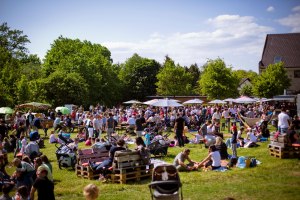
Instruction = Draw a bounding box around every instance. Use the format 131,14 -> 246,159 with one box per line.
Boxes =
174,113 -> 185,147
135,115 -> 143,137
26,110 -> 34,135
93,114 -> 101,139
30,168 -> 55,200
278,108 -> 290,134
230,122 -> 238,158
106,113 -> 115,141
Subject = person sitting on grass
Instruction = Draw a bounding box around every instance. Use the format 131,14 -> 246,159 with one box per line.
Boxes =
173,148 -> 199,171
215,136 -> 228,160
89,139 -> 126,181
49,131 -> 58,144
83,183 -> 99,200
198,145 -> 221,170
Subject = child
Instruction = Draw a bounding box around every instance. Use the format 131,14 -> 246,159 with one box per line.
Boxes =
77,127 -> 86,142
144,128 -> 151,147
230,122 -> 238,158
20,135 -> 27,154
49,131 -> 58,143
83,183 -> 99,200
85,137 -> 92,146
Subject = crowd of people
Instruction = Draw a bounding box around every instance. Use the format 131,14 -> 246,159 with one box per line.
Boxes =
0,101 -> 299,199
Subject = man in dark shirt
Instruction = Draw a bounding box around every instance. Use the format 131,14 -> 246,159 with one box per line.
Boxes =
174,113 -> 185,147
106,113 -> 115,140
0,119 -> 8,141
30,168 -> 55,200
135,115 -> 144,137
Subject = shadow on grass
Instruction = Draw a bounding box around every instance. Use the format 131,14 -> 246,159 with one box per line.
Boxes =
53,179 -> 61,185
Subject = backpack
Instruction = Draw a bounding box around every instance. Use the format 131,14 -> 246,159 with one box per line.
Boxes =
139,147 -> 151,165
250,158 -> 257,167
228,157 -> 238,168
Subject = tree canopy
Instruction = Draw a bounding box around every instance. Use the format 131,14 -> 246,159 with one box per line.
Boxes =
156,56 -> 193,96
198,58 -> 239,99
0,22 -> 296,108
118,53 -> 161,101
42,36 -> 121,106
252,62 -> 291,98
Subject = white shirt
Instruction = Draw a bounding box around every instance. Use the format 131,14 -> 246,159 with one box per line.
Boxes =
207,125 -> 214,134
212,112 -> 221,120
127,117 -> 136,125
247,131 -> 257,143
93,118 -> 101,130
278,112 -> 290,128
222,110 -> 230,118
49,134 -> 57,143
210,151 -> 221,167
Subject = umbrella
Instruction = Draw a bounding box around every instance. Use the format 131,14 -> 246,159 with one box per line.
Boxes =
143,99 -> 159,105
223,98 -> 236,102
234,96 -> 256,104
123,100 -> 142,104
0,107 -> 14,114
208,99 -> 227,104
151,99 -> 183,107
55,106 -> 71,115
182,98 -> 203,105
17,102 -> 51,110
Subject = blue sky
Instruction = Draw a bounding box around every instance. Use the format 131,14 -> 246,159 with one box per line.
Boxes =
1,0 -> 300,72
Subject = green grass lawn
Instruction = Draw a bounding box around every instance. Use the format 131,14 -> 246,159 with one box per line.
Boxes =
5,129 -> 300,200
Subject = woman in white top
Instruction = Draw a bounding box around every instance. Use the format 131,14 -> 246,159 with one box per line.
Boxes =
198,145 -> 221,170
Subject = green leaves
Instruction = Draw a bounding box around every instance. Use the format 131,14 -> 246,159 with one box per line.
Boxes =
119,53 -> 161,101
199,58 -> 239,99
156,56 -> 193,96
252,62 -> 291,98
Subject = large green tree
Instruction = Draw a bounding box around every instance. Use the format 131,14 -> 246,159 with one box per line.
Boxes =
198,58 -> 239,99
185,63 -> 201,94
156,56 -> 193,96
252,62 -> 291,98
0,23 -> 42,106
43,36 -> 121,106
118,53 -> 161,101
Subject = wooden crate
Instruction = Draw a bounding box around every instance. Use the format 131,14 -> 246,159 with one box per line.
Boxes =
75,148 -> 109,179
111,150 -> 153,184
268,144 -> 299,159
111,164 -> 154,184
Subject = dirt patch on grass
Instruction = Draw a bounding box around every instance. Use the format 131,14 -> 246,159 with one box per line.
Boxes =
291,171 -> 300,176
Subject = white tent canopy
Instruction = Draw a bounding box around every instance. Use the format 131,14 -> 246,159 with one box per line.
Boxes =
182,98 -> 203,105
223,98 -> 236,102
151,99 -> 183,107
143,99 -> 159,105
208,99 -> 227,104
123,100 -> 142,104
234,96 -> 256,104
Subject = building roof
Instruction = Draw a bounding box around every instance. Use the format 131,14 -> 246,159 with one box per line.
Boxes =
239,77 -> 251,85
259,33 -> 300,68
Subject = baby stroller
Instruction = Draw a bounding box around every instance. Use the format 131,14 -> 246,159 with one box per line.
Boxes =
149,164 -> 183,200
148,136 -> 169,157
55,134 -> 76,169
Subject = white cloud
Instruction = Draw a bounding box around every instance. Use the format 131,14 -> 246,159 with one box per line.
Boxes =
292,5 -> 300,12
105,15 -> 273,71
267,6 -> 275,12
277,5 -> 300,32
